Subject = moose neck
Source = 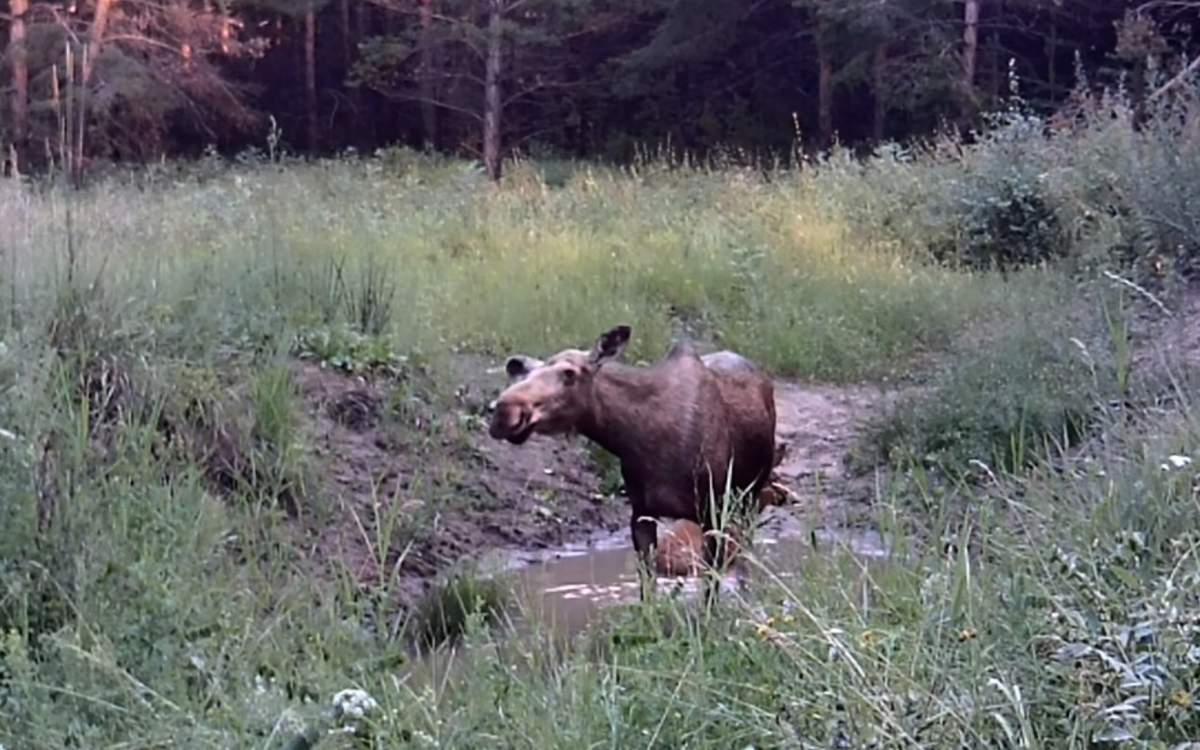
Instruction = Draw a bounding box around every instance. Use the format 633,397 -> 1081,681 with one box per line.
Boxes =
579,361 -> 694,463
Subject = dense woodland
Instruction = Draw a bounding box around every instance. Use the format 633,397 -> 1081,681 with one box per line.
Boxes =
1,1 -> 1200,177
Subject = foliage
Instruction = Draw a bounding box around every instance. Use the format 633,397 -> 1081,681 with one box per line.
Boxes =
407,572 -> 511,648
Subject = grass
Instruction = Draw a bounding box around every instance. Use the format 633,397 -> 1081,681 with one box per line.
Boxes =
5,82 -> 1200,746
0,151 -> 1014,384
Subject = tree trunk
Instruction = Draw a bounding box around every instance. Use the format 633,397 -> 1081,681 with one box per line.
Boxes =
10,0 -> 29,149
82,0 -> 116,86
354,1 -> 375,149
419,0 -> 438,150
482,0 -> 502,180
872,42 -> 887,142
339,0 -> 352,71
305,6 -> 319,152
816,30 -> 833,148
961,0 -> 980,119
1047,18 -> 1057,99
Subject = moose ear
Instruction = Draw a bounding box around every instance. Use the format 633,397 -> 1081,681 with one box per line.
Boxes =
589,325 -> 631,365
505,356 -> 542,383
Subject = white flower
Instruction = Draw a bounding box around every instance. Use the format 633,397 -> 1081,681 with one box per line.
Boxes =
332,688 -> 378,720
1159,455 -> 1193,471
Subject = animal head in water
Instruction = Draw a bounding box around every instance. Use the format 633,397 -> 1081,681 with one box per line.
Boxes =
488,325 -> 630,445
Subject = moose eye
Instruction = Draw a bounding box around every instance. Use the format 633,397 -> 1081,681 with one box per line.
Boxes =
560,369 -> 578,385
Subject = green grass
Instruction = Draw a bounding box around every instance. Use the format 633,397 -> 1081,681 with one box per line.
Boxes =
5,84 -> 1200,746
0,153 -> 1014,384
857,275 -> 1125,476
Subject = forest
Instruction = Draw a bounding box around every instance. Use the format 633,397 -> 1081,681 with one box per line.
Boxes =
2,0 -> 1200,177
5,2 -> 1200,749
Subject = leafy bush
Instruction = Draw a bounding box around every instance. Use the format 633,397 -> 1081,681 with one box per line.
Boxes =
927,112 -> 1065,271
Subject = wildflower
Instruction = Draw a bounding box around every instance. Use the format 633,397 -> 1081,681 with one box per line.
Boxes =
1160,455 -> 1192,471
271,709 -> 307,738
1171,689 -> 1192,708
958,628 -> 978,642
332,688 -> 379,720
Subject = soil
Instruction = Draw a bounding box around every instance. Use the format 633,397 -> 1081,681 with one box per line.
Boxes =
293,353 -> 894,611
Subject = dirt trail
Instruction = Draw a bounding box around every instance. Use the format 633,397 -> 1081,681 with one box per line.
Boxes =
767,382 -> 888,520
298,355 -> 892,607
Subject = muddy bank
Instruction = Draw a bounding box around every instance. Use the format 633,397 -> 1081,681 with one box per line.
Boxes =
296,360 -> 628,605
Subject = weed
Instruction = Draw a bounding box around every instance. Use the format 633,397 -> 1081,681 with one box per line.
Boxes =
292,324 -> 409,378
246,365 -> 308,513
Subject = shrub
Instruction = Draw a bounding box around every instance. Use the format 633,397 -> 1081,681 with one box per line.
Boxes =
927,112 -> 1065,271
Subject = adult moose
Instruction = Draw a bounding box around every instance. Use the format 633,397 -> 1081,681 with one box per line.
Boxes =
487,325 -> 776,602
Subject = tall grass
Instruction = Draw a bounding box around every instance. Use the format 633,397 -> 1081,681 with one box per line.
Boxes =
0,148 -> 1024,384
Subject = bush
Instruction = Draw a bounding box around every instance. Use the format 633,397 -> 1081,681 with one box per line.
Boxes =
928,112 -> 1065,271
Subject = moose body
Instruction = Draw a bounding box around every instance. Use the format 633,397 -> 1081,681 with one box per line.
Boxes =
488,326 -> 776,599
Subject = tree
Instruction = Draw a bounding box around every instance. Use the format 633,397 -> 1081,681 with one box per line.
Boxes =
5,0 -> 265,171
8,0 -> 30,153
961,0 -> 981,120
354,0 -> 604,179
418,0 -> 437,148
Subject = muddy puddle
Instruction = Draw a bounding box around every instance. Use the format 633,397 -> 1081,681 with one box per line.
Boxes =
503,511 -> 889,640
403,510 -> 890,689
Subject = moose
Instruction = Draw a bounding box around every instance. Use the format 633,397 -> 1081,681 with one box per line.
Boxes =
487,325 -> 776,601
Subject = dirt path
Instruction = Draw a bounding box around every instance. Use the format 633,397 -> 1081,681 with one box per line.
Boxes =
767,382 -> 889,520
297,356 -> 893,608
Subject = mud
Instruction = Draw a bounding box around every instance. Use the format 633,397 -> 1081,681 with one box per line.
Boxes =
295,360 -> 628,604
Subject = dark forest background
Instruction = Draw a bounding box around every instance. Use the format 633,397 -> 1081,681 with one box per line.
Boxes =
2,0 -> 1200,178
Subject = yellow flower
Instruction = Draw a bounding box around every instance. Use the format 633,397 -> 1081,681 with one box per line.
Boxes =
1170,689 -> 1192,708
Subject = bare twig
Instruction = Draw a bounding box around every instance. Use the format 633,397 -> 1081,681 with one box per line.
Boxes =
1102,269 -> 1172,316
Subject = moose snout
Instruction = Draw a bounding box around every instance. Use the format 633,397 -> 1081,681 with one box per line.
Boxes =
488,399 -> 532,441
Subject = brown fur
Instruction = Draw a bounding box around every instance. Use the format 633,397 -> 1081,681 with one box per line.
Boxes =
655,519 -> 745,577
489,326 -> 776,597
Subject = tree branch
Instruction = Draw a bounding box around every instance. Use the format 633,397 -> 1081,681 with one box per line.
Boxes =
1149,52 -> 1200,101
375,89 -> 485,122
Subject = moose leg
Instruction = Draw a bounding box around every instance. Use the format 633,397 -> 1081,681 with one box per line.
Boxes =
631,515 -> 657,602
